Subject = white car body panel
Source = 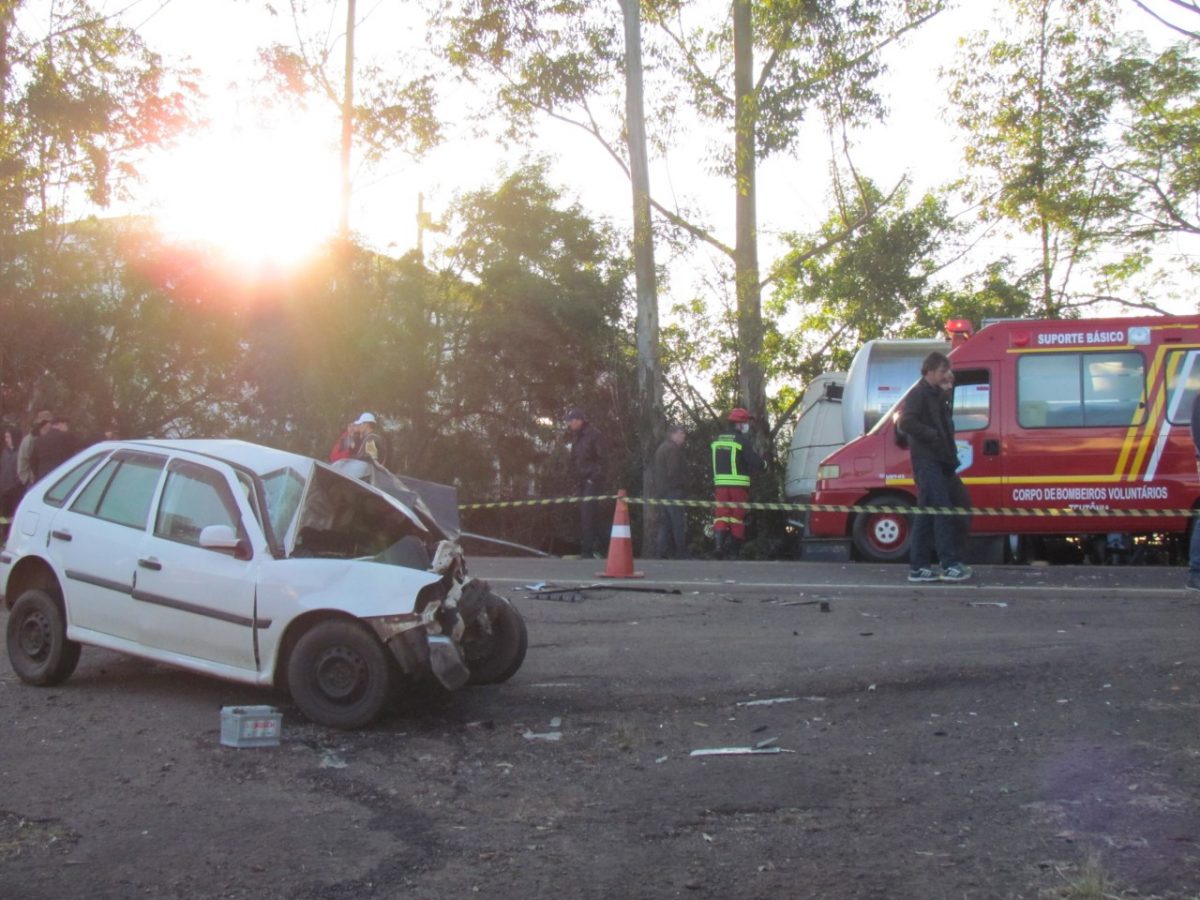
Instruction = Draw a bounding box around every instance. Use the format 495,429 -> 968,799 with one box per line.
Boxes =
2,439 -> 450,687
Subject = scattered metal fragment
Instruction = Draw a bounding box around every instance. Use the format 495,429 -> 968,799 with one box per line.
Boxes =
533,589 -> 585,603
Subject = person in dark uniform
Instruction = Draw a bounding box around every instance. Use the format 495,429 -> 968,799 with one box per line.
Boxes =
566,408 -> 606,559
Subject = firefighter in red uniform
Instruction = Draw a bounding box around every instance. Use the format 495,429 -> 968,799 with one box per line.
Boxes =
710,407 -> 764,558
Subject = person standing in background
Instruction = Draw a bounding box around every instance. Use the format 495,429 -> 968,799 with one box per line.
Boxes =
899,351 -> 973,583
1187,391 -> 1200,592
710,407 -> 763,559
653,425 -> 689,559
566,408 -> 607,559
0,426 -> 23,521
17,410 -> 52,488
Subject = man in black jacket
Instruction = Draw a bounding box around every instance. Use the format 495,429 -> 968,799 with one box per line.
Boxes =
899,352 -> 972,583
566,408 -> 607,559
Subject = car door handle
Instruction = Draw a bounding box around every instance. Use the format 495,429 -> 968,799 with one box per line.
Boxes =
138,557 -> 163,571
983,439 -> 1001,455
50,529 -> 72,542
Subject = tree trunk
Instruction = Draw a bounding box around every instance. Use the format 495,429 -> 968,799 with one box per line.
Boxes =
621,0 -> 664,555
339,0 -> 356,239
732,0 -> 767,455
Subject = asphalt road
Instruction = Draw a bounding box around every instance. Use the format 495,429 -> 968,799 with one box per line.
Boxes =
3,558 -> 1199,899
471,555 -> 1192,599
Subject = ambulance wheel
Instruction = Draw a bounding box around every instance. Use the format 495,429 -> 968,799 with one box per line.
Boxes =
851,494 -> 912,563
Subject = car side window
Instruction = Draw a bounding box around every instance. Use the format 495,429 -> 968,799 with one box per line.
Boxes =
44,452 -> 107,508
70,452 -> 166,529
154,460 -> 244,550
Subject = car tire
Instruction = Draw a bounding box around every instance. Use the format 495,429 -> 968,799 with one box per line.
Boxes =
287,619 -> 395,729
6,588 -> 81,686
850,493 -> 912,563
465,594 -> 528,686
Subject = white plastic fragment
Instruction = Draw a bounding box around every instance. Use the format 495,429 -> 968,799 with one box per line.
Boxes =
689,747 -> 794,757
522,730 -> 563,742
319,752 -> 348,769
736,697 -> 800,707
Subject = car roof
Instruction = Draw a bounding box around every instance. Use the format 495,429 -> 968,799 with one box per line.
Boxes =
114,439 -> 315,477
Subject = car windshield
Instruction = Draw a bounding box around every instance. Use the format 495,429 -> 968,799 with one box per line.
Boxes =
261,467 -> 307,540
292,465 -> 430,562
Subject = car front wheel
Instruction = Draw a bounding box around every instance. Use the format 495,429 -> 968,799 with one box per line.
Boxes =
7,588 -> 81,686
287,620 -> 395,729
464,594 -> 528,685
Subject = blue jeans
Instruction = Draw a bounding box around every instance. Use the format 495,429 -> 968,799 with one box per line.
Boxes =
1189,514 -> 1200,577
910,459 -> 971,570
655,493 -> 688,559
578,480 -> 601,556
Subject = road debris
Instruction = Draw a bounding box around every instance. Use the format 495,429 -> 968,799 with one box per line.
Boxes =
522,730 -> 563,742
736,697 -> 800,707
970,601 -> 1009,608
689,746 -> 795,757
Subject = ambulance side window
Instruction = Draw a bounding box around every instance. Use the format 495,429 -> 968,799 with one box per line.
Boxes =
951,369 -> 990,432
1164,349 -> 1200,425
1018,352 -> 1146,428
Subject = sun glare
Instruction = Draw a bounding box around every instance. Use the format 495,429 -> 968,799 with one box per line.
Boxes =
145,110 -> 342,269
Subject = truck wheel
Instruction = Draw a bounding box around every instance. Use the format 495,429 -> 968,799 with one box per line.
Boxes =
851,494 -> 912,563
6,588 -> 81,686
287,620 -> 395,729
465,594 -> 528,685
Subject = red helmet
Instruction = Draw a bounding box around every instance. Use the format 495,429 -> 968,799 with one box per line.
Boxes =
728,407 -> 753,424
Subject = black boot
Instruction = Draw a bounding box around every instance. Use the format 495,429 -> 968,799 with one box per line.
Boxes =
713,531 -> 728,559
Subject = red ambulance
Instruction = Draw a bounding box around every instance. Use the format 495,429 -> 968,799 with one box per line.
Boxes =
805,314 -> 1200,562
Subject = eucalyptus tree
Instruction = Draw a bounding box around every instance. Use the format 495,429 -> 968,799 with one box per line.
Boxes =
257,0 -> 442,238
949,0 -> 1200,315
947,0 -> 1122,316
439,0 -> 944,459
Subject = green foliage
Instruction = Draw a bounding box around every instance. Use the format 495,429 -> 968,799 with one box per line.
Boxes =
769,179 -> 959,379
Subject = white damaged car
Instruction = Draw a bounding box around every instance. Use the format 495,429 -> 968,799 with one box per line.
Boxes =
1,440 -> 526,729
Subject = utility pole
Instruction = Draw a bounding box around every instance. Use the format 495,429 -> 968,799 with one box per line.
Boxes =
338,0 -> 355,239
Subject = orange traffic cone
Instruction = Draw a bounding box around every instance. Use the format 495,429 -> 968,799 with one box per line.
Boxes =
597,489 -> 644,578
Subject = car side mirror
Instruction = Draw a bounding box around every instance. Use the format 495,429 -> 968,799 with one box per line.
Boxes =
199,524 -> 248,558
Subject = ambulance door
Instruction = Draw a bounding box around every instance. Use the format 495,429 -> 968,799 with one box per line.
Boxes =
1007,350 -> 1149,533
950,367 -> 1005,533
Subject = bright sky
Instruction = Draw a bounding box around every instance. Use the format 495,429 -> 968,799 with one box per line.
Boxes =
116,0 -> 1192,310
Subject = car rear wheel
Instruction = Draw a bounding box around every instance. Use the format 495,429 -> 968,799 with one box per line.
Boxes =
287,620 -> 395,729
851,493 -> 913,563
464,594 -> 528,685
7,588 -> 81,686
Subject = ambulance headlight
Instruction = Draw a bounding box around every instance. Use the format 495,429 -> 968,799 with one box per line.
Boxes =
816,463 -> 840,480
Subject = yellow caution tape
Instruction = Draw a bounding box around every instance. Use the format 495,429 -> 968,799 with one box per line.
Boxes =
458,495 -> 1200,518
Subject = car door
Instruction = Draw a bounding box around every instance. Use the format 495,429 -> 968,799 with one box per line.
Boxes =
131,457 -> 261,672
50,450 -> 168,640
